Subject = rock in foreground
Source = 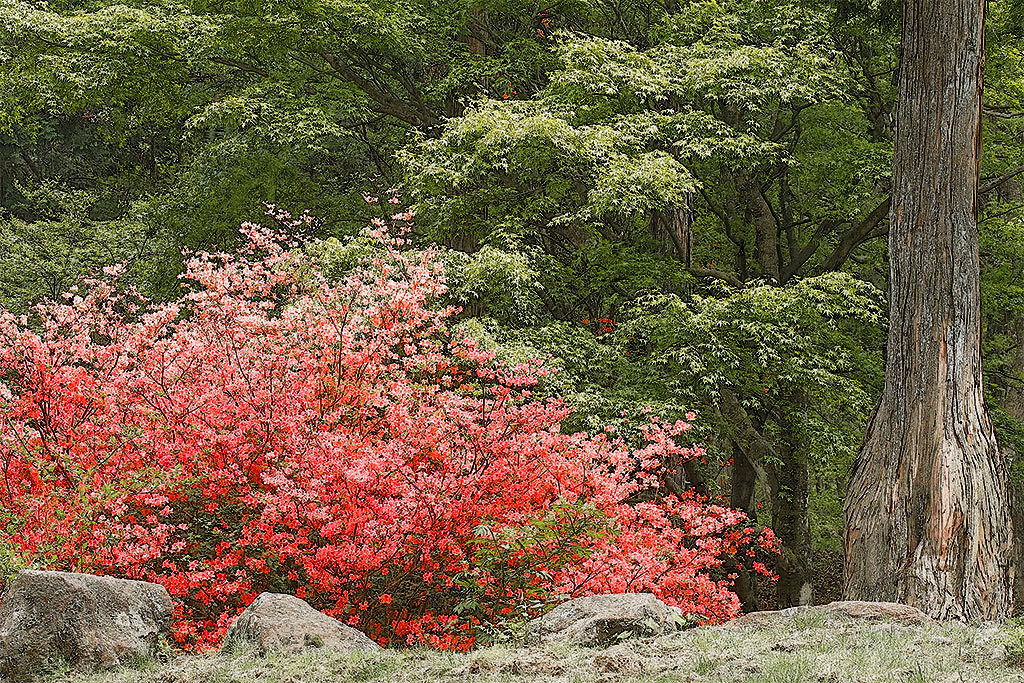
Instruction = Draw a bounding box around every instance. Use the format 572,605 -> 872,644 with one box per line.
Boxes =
820,600 -> 935,623
23,598 -> 1021,683
725,600 -> 935,628
221,593 -> 381,655
0,570 -> 172,681
525,593 -> 683,647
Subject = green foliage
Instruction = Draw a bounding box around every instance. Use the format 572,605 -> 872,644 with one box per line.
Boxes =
617,273 -> 884,544
0,0 -> 572,305
0,535 -> 32,591
463,502 -> 610,644
1002,618 -> 1024,668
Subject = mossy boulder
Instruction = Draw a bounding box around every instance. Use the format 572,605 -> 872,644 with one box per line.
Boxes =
0,570 -> 172,681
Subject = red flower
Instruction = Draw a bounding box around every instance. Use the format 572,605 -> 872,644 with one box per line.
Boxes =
0,213 -> 774,652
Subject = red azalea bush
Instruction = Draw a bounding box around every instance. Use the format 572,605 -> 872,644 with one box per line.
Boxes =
0,212 -> 775,651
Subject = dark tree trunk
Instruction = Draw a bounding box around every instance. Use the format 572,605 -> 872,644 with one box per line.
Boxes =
843,0 -> 1014,619
771,459 -> 813,606
737,173 -> 779,281
773,393 -> 813,607
730,446 -> 761,611
1010,455 -> 1024,615
651,201 -> 694,267
717,386 -> 813,608
1000,319 -> 1024,613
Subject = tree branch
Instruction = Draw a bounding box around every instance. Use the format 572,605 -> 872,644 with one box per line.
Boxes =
715,387 -> 777,489
818,197 -> 891,273
980,166 -> 1024,195
292,50 -> 438,128
689,267 -> 743,287
210,56 -> 269,77
779,219 -> 840,283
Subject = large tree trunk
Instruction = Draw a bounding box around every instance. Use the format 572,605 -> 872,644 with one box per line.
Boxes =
843,0 -> 1013,619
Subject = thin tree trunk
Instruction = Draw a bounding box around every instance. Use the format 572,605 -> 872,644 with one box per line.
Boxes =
1010,455 -> 1024,615
737,173 -> 779,281
651,201 -> 694,267
773,393 -> 813,607
1002,319 -> 1024,423
730,446 -> 760,611
843,0 -> 1013,619
1000,318 -> 1024,613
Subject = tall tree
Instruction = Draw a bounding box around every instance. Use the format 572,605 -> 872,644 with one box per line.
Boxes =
844,0 -> 1014,618
405,1 -> 898,609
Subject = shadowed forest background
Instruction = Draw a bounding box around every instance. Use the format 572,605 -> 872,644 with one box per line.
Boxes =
2,0 -> 1024,624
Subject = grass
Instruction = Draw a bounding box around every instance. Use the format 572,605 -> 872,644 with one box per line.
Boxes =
45,608 -> 1024,683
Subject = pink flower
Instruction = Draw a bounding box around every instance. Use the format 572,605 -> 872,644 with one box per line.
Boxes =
0,214 -> 769,652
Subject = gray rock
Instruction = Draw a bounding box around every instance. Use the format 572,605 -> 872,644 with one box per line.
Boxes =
819,600 -> 934,624
525,593 -> 683,647
221,593 -> 381,655
725,600 -> 934,629
0,570 -> 172,681
723,605 -> 810,628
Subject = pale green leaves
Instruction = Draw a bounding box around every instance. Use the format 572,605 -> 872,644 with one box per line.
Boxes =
549,33 -> 667,101
406,100 -> 695,235
0,1 -> 215,113
590,151 -> 693,217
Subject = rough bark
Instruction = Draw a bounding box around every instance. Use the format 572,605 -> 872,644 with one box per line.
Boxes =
843,0 -> 1014,619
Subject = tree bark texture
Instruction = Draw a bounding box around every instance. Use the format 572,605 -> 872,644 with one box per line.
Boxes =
843,0 -> 1014,619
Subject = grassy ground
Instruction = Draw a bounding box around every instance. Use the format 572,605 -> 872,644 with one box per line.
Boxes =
46,608 -> 1024,682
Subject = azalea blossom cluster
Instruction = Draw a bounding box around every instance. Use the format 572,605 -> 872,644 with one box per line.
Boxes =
0,215 -> 775,651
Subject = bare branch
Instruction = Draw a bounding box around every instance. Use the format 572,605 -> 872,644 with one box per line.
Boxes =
818,197 -> 891,273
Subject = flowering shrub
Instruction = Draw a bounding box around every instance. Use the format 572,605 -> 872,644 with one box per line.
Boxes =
0,210 -> 775,651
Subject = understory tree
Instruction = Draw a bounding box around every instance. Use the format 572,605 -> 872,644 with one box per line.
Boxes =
0,213 -> 775,650
402,0 -> 897,607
